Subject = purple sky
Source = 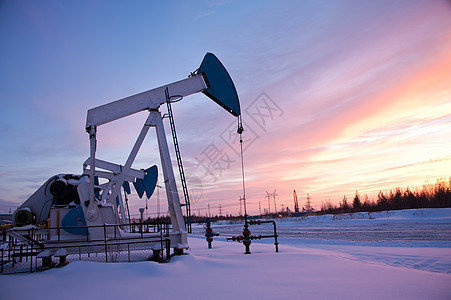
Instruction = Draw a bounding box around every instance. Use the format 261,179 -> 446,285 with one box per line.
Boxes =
1,0 -> 450,217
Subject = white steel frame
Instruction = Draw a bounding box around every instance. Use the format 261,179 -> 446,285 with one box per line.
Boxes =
84,74 -> 207,249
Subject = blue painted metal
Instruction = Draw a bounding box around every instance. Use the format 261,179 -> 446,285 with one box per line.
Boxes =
143,165 -> 158,198
62,205 -> 88,236
133,178 -> 145,199
122,181 -> 131,194
132,165 -> 158,199
197,53 -> 241,117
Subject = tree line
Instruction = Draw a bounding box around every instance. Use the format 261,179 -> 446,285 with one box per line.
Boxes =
320,179 -> 451,214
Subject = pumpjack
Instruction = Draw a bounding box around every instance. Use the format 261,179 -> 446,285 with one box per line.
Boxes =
10,53 -> 240,254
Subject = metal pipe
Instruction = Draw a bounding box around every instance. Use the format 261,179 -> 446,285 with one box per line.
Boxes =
249,220 -> 279,252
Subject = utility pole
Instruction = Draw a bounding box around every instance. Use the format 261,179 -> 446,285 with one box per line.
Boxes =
208,203 -> 211,217
157,182 -> 160,218
219,204 -> 222,216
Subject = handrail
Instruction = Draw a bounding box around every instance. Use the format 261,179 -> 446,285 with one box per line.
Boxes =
2,222 -> 173,273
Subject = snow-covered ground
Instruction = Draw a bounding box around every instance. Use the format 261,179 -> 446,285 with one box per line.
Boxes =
1,209 -> 450,299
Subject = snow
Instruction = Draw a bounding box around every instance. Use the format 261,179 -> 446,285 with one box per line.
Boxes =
1,209 -> 450,299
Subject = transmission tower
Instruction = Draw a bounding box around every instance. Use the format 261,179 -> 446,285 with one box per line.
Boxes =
265,192 -> 272,214
265,189 -> 278,214
305,193 -> 312,212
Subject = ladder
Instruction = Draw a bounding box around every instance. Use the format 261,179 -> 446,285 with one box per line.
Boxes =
165,88 -> 192,233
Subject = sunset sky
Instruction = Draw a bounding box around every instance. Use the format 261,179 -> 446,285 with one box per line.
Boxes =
1,0 -> 450,217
